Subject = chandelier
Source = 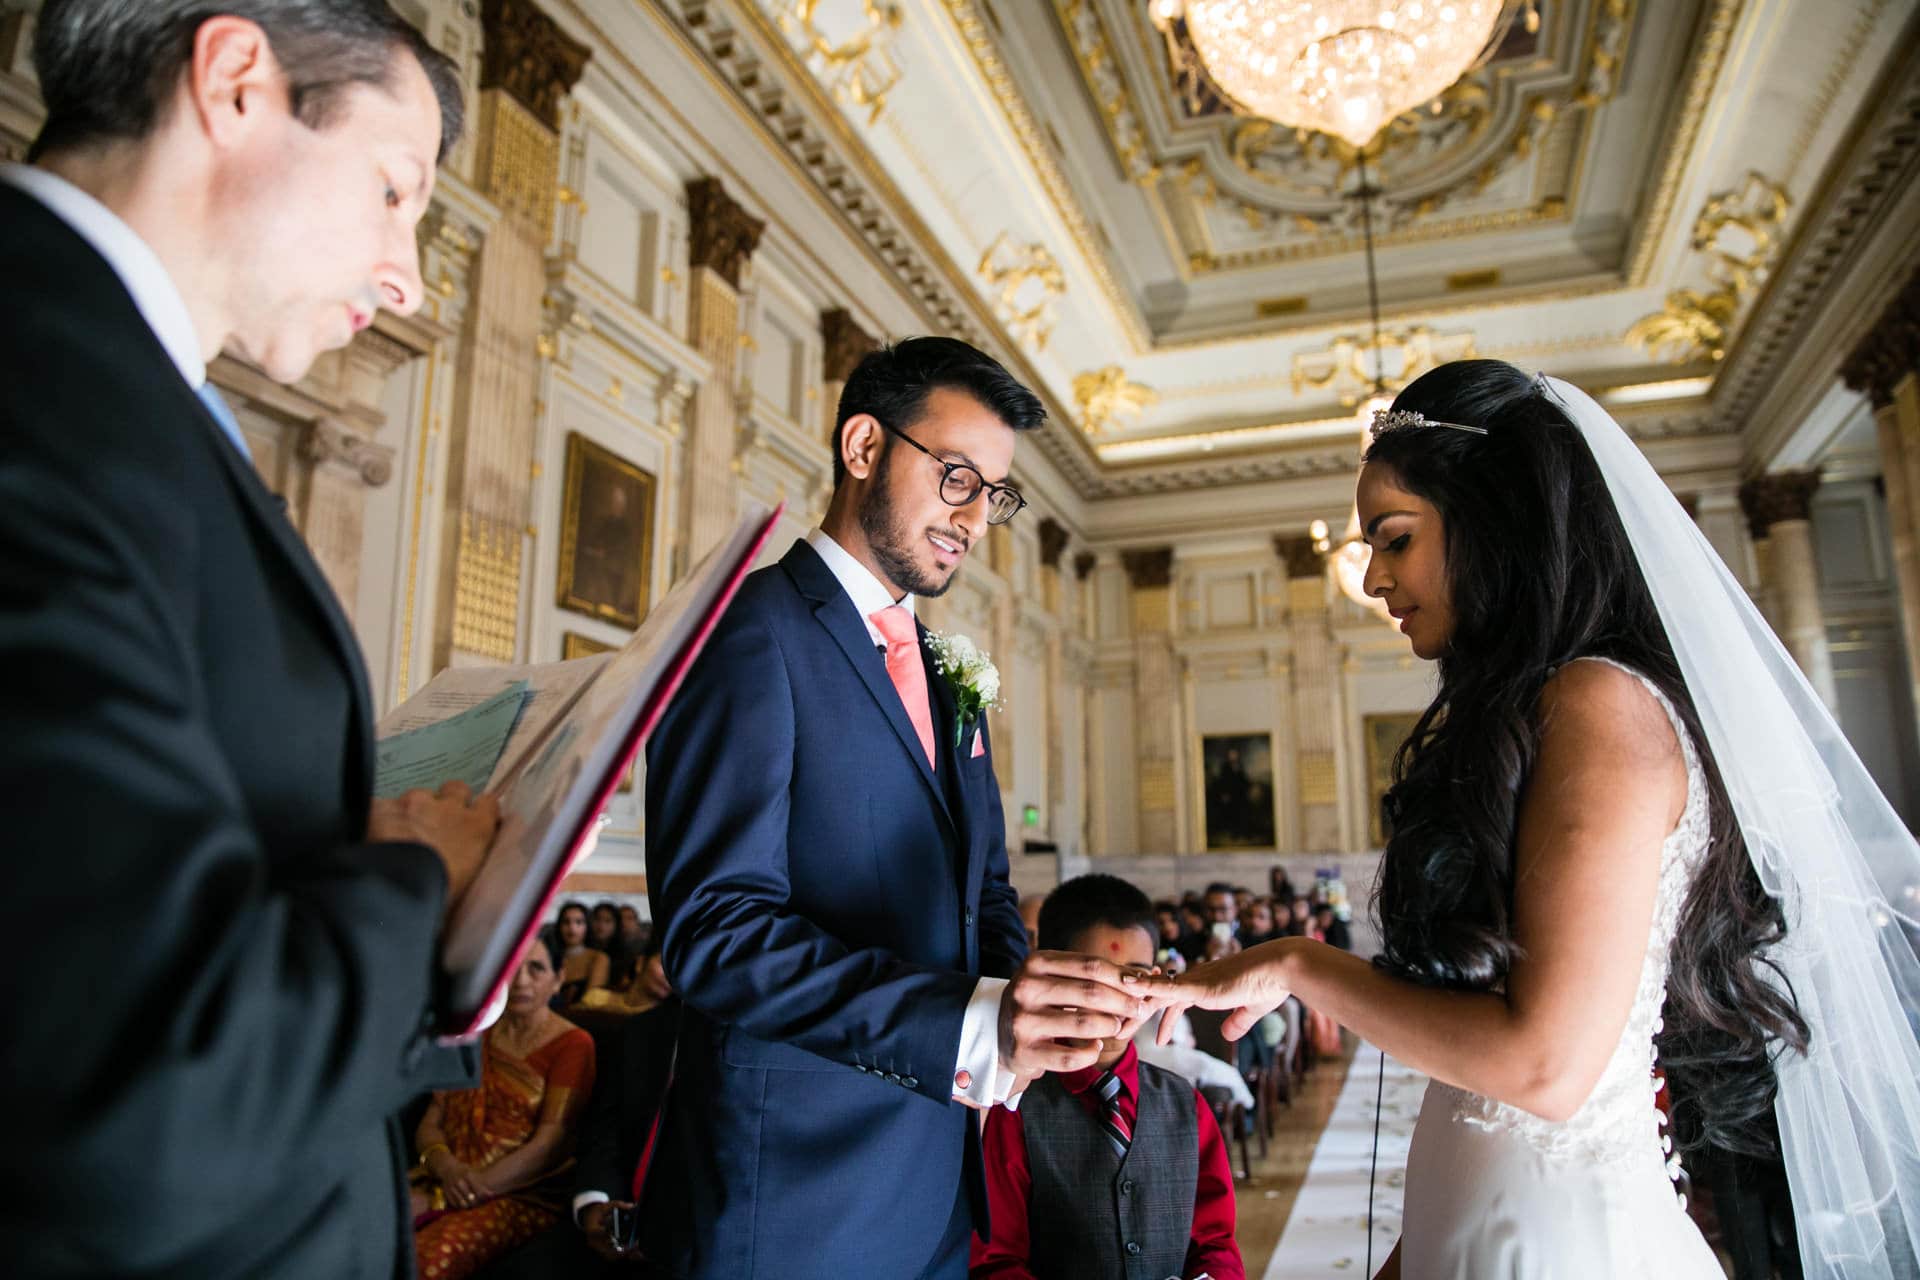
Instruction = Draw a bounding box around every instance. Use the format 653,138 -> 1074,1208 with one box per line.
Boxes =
1317,151 -> 1396,620
1151,1 -> 1522,149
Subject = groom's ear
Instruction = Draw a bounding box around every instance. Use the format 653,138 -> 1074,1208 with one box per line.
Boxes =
840,413 -> 884,482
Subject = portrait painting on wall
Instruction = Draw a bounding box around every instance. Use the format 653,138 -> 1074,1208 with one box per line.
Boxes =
557,432 -> 657,630
1364,712 -> 1423,848
1201,733 -> 1276,850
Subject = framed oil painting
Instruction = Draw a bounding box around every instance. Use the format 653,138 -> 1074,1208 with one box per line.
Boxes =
557,432 -> 656,629
561,632 -> 633,790
561,631 -> 615,660
1364,712 -> 1422,848
1201,733 -> 1276,850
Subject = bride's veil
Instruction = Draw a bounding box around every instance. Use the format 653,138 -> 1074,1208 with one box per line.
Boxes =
1541,374 -> 1920,1277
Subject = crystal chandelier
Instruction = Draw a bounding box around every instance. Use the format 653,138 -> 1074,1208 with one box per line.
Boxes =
1151,0 -> 1517,149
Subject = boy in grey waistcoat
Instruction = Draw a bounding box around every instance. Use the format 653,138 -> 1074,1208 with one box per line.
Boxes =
970,875 -> 1244,1280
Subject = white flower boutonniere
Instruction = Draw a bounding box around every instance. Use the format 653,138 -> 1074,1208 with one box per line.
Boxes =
925,630 -> 1001,748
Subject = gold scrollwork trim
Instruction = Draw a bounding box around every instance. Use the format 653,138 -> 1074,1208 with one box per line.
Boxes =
936,0 -> 1152,352
1072,365 -> 1158,435
1628,171 -> 1790,363
776,0 -> 906,125
977,232 -> 1067,351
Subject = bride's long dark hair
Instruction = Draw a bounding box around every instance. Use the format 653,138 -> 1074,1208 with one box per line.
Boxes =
1365,359 -> 1807,1157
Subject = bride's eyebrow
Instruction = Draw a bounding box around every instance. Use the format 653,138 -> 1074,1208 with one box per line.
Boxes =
1365,510 -> 1418,538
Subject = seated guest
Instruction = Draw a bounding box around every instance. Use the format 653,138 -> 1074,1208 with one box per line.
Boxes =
482,943 -> 681,1277
1175,899 -> 1210,965
1154,901 -> 1182,949
1268,865 -> 1295,905
617,904 -> 649,955
576,941 -> 673,1016
588,899 -> 632,985
1199,882 -> 1242,963
1153,901 -> 1189,974
1313,903 -> 1352,951
1290,895 -> 1314,935
1239,896 -> 1278,946
553,900 -> 609,1004
971,874 -> 1243,1280
411,933 -> 597,1280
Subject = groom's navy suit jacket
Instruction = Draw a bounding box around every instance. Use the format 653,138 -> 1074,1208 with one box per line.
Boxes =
642,538 -> 1028,1278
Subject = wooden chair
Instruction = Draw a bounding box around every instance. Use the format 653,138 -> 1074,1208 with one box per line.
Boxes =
1187,1008 -> 1260,1174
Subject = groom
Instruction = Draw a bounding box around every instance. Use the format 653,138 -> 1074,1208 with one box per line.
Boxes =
642,337 -> 1149,1278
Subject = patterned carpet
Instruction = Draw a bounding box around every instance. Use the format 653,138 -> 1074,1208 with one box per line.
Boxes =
1261,1045 -> 1426,1279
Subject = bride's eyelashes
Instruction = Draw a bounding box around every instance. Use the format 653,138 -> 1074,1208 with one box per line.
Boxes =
1386,533 -> 1411,554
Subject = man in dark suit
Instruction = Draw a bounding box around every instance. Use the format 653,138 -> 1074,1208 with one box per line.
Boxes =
642,338 -> 1154,1279
0,5 -> 499,1276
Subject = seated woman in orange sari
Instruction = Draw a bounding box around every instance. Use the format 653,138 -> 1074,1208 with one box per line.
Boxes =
411,932 -> 596,1280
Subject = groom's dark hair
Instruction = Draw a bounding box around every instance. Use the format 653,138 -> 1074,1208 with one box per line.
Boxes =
831,337 -> 1045,486
1037,874 -> 1156,953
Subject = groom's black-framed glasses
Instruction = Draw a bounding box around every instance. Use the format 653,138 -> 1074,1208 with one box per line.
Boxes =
876,418 -> 1028,525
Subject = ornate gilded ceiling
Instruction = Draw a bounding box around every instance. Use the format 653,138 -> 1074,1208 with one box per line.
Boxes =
660,0 -> 1917,492
1007,0 -> 1685,345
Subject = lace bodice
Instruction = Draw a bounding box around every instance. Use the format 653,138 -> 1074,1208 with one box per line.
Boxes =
1427,658 -> 1710,1171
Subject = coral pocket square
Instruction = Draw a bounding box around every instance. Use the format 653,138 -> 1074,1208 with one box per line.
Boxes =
970,727 -> 986,759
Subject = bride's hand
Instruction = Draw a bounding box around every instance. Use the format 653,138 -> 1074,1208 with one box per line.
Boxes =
1147,937 -> 1297,1045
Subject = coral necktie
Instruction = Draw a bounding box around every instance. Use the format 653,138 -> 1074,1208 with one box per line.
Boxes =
870,604 -> 936,771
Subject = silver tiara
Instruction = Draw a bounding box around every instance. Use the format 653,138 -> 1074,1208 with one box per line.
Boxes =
1369,408 -> 1489,438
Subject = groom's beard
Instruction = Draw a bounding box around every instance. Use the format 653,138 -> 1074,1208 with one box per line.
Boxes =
859,446 -> 959,598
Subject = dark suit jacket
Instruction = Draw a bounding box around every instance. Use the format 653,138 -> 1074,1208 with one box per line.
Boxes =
573,1000 -> 681,1205
642,539 -> 1028,1278
0,181 -> 470,1277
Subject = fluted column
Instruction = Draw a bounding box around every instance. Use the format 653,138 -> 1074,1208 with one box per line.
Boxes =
680,177 -> 765,567
1740,471 -> 1836,707
820,307 -> 879,442
988,527 -> 1018,798
1842,267 -> 1920,730
1122,548 -> 1178,853
434,0 -> 587,666
1276,534 -> 1344,852
1037,519 -> 1071,843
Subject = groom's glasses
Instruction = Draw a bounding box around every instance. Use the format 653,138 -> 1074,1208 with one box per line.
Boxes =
877,419 -> 1028,526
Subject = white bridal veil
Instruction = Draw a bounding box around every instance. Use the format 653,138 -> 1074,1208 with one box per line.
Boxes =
1542,375 -> 1920,1278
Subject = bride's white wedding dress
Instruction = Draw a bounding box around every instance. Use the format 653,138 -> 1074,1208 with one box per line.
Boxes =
1400,658 -> 1726,1278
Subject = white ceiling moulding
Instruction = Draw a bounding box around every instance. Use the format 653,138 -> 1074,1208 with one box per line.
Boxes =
1709,16 -> 1920,467
663,0 -> 1111,499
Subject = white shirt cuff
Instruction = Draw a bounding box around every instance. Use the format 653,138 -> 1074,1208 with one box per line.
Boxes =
573,1189 -> 610,1225
953,977 -> 1014,1107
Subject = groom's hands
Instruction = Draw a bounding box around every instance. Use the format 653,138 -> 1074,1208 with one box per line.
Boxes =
996,951 -> 1154,1077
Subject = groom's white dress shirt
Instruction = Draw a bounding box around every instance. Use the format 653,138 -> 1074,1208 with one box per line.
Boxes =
803,528 -> 1014,1110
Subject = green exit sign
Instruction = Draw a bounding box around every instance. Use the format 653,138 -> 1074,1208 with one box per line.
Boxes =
1022,804 -> 1041,828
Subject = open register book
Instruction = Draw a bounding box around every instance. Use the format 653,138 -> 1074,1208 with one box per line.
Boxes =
373,502 -> 783,1037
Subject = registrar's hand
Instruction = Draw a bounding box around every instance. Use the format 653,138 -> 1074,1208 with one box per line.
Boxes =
996,951 -> 1155,1077
368,779 -> 501,905
1148,937 -> 1297,1045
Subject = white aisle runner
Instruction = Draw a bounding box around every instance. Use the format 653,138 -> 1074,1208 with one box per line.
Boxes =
1262,1045 -> 1428,1279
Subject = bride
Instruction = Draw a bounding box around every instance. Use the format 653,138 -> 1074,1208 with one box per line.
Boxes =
1154,359 -> 1920,1278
